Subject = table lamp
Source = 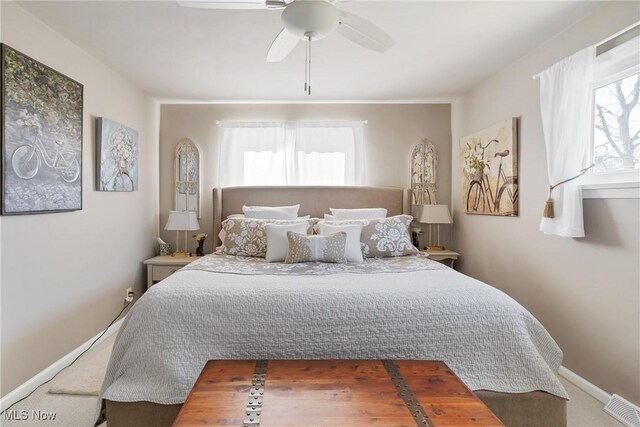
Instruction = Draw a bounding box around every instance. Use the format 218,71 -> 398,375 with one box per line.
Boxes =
412,204 -> 452,251
165,211 -> 200,257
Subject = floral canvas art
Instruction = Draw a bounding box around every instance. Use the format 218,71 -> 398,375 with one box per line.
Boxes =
96,118 -> 138,191
461,118 -> 518,216
1,44 -> 83,214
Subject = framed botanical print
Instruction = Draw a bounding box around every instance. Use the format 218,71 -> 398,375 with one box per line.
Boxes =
1,44 -> 83,214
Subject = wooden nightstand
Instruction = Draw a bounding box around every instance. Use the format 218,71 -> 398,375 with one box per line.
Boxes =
420,249 -> 459,269
144,255 -> 201,288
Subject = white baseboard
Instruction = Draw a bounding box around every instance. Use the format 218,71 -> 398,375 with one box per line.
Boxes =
0,318 -> 124,413
558,365 -> 611,404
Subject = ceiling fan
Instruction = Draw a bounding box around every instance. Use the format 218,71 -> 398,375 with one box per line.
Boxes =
178,0 -> 395,94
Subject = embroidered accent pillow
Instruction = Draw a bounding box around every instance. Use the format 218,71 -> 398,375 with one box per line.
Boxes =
220,218 -> 313,257
285,232 -> 347,264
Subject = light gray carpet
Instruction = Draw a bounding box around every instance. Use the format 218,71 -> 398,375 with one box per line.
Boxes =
1,332 -> 624,427
47,335 -> 113,397
1,335 -> 115,427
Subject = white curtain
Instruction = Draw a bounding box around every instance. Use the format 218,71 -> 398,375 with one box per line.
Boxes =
538,46 -> 595,238
219,121 -> 364,187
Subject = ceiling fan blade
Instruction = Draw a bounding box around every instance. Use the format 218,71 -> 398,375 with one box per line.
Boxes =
177,0 -> 276,10
336,11 -> 394,53
267,28 -> 300,62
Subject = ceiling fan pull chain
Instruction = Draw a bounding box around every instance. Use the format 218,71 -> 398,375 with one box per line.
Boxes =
308,36 -> 312,95
304,36 -> 308,93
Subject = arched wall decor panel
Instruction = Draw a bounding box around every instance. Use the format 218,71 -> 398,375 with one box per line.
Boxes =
411,138 -> 437,205
175,138 -> 201,218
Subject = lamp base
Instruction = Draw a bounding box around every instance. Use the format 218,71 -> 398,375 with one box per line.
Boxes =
426,245 -> 446,252
172,251 -> 191,258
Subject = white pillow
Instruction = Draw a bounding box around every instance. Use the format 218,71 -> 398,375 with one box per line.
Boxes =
265,222 -> 309,262
330,208 -> 387,220
317,222 -> 364,263
243,204 -> 300,220
323,214 -> 334,220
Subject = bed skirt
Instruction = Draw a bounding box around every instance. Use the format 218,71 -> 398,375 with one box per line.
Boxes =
104,391 -> 566,427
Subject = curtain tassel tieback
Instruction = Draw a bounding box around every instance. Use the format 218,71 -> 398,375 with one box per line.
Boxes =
543,164 -> 595,219
543,191 -> 555,218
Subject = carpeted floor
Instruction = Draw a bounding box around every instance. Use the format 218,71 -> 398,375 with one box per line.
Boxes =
1,333 -> 624,427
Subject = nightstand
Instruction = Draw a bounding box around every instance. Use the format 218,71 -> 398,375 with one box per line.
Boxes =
144,255 -> 201,288
421,249 -> 459,269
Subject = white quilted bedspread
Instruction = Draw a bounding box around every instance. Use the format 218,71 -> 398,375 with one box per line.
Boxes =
99,254 -> 568,408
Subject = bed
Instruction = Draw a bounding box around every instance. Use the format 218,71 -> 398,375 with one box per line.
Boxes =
98,186 -> 567,427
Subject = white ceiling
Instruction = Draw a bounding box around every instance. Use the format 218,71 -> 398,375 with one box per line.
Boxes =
18,1 -> 602,101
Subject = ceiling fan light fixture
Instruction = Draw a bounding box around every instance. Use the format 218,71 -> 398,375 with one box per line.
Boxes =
265,0 -> 286,9
281,0 -> 340,40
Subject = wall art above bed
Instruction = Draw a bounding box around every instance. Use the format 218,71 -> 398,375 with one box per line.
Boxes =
461,118 -> 519,216
1,44 -> 83,214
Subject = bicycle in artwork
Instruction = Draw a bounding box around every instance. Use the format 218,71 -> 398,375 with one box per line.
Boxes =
12,135 -> 80,183
97,118 -> 138,192
461,119 -> 519,216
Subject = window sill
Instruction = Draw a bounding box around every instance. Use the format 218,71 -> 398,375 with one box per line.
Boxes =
582,181 -> 640,199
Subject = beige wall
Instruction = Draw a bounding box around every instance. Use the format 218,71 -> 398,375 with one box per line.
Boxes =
0,2 -> 159,395
159,104 -> 452,253
452,2 -> 640,404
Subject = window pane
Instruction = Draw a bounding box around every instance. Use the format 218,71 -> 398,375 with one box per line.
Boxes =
593,72 -> 640,173
243,151 -> 287,185
219,121 -> 364,186
296,152 -> 346,185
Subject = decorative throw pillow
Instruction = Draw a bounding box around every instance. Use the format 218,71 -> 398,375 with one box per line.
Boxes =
330,207 -> 387,220
285,231 -> 347,264
317,215 -> 418,258
317,222 -> 364,263
220,217 -> 313,257
265,222 -> 309,262
243,204 -> 300,220
360,215 -> 418,258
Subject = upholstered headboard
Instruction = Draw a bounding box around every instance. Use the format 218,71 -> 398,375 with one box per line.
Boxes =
213,186 -> 410,245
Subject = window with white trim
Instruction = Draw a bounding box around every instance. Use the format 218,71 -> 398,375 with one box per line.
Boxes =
218,121 -> 364,187
584,29 -> 640,192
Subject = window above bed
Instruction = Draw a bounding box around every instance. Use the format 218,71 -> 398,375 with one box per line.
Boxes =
218,121 -> 365,186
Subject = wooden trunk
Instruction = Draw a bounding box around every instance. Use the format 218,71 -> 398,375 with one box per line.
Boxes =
173,360 -> 504,427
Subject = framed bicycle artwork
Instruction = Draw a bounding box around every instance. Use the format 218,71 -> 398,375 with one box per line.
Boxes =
96,118 -> 138,192
1,44 -> 83,215
461,118 -> 519,216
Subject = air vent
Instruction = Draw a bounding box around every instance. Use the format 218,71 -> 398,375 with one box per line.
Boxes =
604,394 -> 640,427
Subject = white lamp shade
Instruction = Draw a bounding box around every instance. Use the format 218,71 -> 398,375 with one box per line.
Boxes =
165,211 -> 200,231
412,204 -> 452,224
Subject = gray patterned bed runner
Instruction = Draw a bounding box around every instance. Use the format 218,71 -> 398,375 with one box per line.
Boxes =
181,253 -> 447,275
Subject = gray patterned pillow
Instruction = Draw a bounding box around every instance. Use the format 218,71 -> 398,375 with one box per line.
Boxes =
285,231 -> 347,264
220,218 -> 314,257
360,215 -> 419,258
316,214 -> 418,258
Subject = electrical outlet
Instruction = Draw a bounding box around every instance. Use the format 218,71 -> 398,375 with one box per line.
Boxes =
125,287 -> 135,303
